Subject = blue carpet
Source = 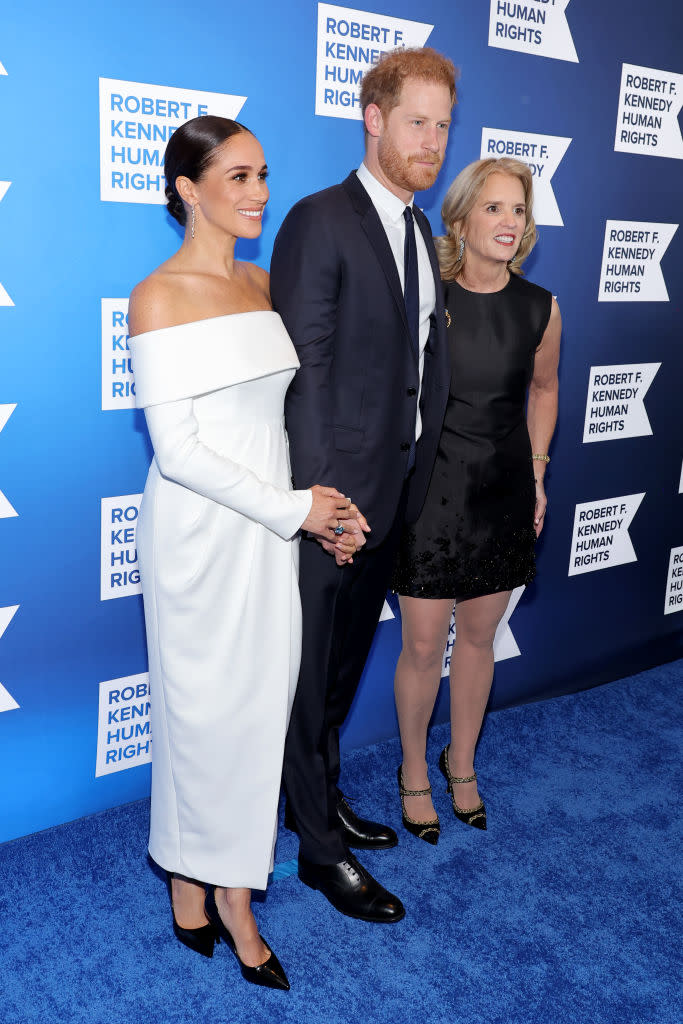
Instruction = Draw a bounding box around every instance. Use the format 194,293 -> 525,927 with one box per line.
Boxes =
1,661 -> 681,1024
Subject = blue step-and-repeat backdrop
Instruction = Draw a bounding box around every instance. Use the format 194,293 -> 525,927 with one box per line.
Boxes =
1,1 -> 681,843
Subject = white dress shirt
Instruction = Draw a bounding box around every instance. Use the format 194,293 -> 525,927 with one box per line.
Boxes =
356,162 -> 436,442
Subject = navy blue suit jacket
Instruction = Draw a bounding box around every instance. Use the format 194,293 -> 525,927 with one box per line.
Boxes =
270,171 -> 450,548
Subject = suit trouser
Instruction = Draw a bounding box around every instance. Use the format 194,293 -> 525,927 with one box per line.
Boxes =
284,488 -> 408,864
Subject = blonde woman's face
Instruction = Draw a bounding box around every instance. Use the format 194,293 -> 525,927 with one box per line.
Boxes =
462,172 -> 527,268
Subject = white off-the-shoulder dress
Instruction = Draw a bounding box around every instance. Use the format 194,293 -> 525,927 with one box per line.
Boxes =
130,311 -> 312,890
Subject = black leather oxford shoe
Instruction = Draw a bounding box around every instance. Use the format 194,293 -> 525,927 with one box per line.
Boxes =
284,796 -> 398,850
298,852 -> 405,923
336,795 -> 399,850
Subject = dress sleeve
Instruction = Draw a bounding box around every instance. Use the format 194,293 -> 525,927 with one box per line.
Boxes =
144,397 -> 313,541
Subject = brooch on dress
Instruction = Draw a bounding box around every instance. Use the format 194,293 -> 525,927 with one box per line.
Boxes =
445,309 -> 452,328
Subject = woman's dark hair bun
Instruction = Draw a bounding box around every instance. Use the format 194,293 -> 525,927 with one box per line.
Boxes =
165,184 -> 187,226
163,115 -> 252,228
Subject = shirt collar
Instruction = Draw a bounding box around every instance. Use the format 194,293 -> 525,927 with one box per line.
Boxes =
356,162 -> 413,223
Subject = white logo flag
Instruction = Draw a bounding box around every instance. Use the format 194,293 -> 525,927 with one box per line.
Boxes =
0,605 -> 20,713
101,299 -> 134,410
0,61 -> 7,76
615,64 -> 683,160
0,404 -> 15,432
0,183 -> 13,304
96,673 -> 152,776
316,3 -> 433,120
99,78 -> 246,204
480,128 -> 571,226
0,404 -> 17,518
583,363 -> 660,443
379,600 -> 394,622
489,0 -> 578,63
664,547 -> 683,615
101,494 -> 143,600
569,494 -> 644,576
598,220 -> 678,302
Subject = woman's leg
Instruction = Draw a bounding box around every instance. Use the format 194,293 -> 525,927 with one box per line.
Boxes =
170,874 -> 208,928
394,595 -> 455,822
172,876 -> 268,967
213,887 -> 269,967
447,590 -> 512,808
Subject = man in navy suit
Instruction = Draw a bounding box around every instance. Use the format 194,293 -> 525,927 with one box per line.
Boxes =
270,48 -> 456,922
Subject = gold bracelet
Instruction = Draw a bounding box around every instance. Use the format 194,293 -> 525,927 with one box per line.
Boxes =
532,453 -> 550,463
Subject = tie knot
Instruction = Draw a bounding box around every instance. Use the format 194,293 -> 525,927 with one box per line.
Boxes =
403,205 -> 413,224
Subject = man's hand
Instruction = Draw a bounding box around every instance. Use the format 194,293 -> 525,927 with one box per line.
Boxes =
312,502 -> 371,565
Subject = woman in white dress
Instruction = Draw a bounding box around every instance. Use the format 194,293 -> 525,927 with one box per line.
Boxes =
128,116 -> 364,991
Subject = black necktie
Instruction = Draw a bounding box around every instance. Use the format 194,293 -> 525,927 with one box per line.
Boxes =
403,206 -> 420,363
403,206 -> 419,473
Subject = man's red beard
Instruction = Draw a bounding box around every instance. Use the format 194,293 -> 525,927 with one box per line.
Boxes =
378,135 -> 443,194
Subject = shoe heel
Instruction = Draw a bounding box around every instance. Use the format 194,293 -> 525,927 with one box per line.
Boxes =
438,747 -> 451,792
205,887 -> 290,990
166,871 -> 216,958
438,745 -> 487,830
172,919 -> 216,958
397,765 -> 440,845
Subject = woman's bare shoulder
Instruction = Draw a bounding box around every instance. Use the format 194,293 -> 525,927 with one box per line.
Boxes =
241,261 -> 271,300
129,259 -> 273,337
128,264 -> 196,337
243,261 -> 269,284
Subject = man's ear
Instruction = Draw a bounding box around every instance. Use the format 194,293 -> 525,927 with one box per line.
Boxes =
364,103 -> 384,139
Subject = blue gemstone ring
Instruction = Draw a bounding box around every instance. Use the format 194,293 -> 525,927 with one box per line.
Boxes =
333,522 -> 345,536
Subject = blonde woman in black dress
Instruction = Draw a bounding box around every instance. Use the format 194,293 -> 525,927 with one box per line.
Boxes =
392,158 -> 561,841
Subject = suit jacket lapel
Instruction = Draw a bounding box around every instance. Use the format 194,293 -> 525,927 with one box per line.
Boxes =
342,172 -> 409,334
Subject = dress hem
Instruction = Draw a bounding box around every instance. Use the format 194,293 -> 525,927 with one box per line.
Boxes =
148,850 -> 271,893
393,571 -> 536,602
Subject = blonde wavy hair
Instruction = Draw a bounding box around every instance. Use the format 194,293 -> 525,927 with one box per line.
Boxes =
436,158 -> 537,280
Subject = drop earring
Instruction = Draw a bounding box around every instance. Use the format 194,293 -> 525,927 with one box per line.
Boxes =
191,204 -> 196,239
458,237 -> 465,261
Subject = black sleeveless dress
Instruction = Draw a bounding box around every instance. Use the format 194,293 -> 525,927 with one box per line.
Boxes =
393,273 -> 552,601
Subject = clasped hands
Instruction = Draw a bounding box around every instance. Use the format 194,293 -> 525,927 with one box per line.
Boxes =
302,485 -> 371,565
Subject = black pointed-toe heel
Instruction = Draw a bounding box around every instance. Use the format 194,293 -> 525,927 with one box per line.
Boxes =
172,918 -> 217,958
397,765 -> 440,845
205,887 -> 290,991
166,873 -> 216,958
438,745 -> 487,830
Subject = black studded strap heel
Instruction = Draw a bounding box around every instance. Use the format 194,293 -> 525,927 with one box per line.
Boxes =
397,765 -> 440,845
438,745 -> 487,831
